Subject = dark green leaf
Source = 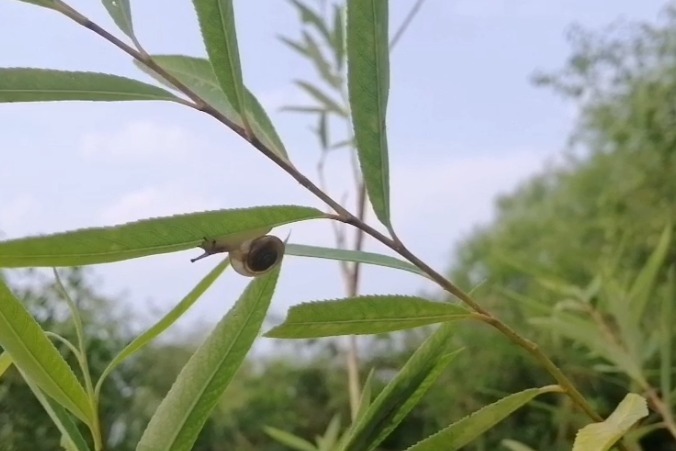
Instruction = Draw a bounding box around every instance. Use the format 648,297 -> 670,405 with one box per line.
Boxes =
0,68 -> 177,103
343,323 -> 461,451
192,0 -> 250,132
137,265 -> 281,451
265,296 -> 470,339
406,386 -> 563,450
0,280 -> 92,425
347,0 -> 391,227
0,205 -> 323,267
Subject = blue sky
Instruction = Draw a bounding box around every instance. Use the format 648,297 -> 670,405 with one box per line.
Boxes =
0,0 -> 668,340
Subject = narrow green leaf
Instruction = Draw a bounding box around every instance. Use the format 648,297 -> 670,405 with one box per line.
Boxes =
265,296 -> 470,339
572,393 -> 648,451
279,36 -> 311,58
303,31 -> 342,88
318,112 -> 329,149
96,257 -> 231,395
0,351 -> 12,378
192,0 -> 250,132
288,0 -> 332,45
406,386 -> 563,451
280,105 -> 327,114
263,426 -> 317,451
660,266 -> 674,425
332,4 -> 345,69
0,68 -> 177,103
530,314 -> 645,384
0,205 -> 323,267
629,223 -> 672,321
347,0 -> 391,227
101,0 -> 136,41
22,374 -> 91,451
318,415 -> 342,450
0,280 -> 92,425
285,243 -> 428,278
342,324 -> 461,451
135,55 -> 289,161
295,80 -> 347,116
137,265 -> 281,451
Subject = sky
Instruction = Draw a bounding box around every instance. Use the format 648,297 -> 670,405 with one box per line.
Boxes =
0,0 -> 669,343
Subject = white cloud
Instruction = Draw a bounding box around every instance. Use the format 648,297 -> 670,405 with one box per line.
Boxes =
79,120 -> 195,162
389,148 -> 550,266
0,195 -> 39,236
98,186 -> 220,225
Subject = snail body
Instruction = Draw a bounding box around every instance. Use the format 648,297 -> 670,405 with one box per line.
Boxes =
191,232 -> 284,277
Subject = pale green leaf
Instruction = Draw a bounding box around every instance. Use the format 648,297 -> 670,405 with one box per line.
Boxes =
347,0 -> 391,228
342,324 -> 461,451
22,374 -> 91,451
135,55 -> 289,161
0,280 -> 92,425
288,0 -> 332,45
303,31 -> 342,88
0,68 -> 177,103
265,296 -> 470,339
96,257 -> 231,395
0,351 -> 11,378
263,426 -> 317,451
285,244 -> 428,278
294,80 -> 347,116
192,0 -> 250,132
407,386 -> 562,450
101,0 -> 135,40
572,393 -> 648,451
0,205 -> 323,267
137,265 -> 281,451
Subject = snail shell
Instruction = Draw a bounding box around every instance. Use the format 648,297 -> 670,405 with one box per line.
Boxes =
191,233 -> 284,277
229,235 -> 284,277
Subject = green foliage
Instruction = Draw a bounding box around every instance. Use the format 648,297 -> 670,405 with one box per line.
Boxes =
265,296 -> 470,338
341,324 -> 461,451
0,205 -> 322,267
0,68 -> 178,103
137,266 -> 282,451
346,0 -> 392,228
135,55 -> 290,160
4,0 -> 674,449
0,279 -> 93,425
572,393 -> 648,451
407,386 -> 562,451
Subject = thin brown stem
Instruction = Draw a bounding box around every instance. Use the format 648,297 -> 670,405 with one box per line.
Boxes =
52,1 -> 620,440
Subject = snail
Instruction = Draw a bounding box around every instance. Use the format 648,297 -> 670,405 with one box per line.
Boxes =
190,230 -> 284,277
